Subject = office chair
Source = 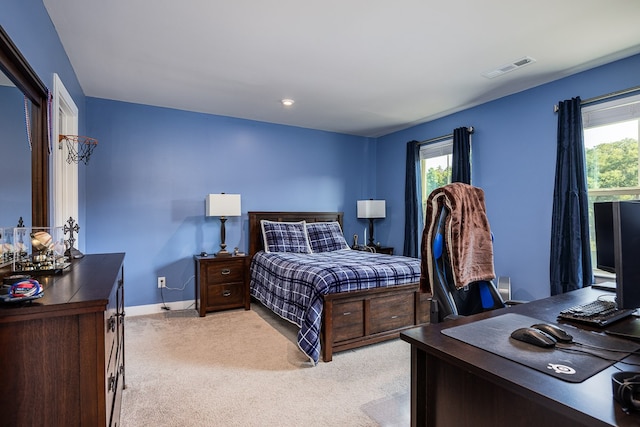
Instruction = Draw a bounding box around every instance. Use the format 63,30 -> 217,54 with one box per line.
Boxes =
427,203 -> 513,323
422,183 -> 521,323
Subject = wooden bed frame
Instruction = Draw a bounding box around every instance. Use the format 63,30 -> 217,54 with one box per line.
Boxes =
248,211 -> 431,362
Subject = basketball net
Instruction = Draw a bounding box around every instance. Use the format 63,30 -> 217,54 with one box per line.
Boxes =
59,135 -> 98,164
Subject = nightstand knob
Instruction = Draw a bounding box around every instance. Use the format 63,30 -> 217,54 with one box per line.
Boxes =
221,269 -> 231,275
222,290 -> 232,297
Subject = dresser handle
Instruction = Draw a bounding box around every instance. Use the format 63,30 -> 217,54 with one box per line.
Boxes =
391,315 -> 399,319
222,290 -> 232,297
221,269 -> 231,275
108,315 -> 116,332
343,312 -> 351,316
108,374 -> 115,392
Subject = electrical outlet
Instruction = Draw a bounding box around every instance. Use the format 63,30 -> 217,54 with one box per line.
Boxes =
157,277 -> 166,288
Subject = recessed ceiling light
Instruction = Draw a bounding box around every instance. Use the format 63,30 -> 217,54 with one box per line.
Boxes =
281,98 -> 295,107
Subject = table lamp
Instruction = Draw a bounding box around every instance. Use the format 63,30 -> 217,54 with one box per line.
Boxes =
206,193 -> 241,257
357,199 -> 386,247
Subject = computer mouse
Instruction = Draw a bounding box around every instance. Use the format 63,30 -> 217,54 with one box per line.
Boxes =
531,323 -> 573,343
510,327 -> 557,348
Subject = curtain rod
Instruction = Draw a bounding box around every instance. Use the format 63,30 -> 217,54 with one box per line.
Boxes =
553,85 -> 640,112
416,126 -> 474,146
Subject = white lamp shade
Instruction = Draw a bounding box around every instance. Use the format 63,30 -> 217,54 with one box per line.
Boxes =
357,200 -> 386,219
206,194 -> 241,217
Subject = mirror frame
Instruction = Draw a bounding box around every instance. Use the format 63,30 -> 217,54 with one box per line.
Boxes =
0,26 -> 49,227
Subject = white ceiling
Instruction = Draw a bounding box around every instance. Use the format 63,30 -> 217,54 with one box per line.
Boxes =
43,0 -> 640,137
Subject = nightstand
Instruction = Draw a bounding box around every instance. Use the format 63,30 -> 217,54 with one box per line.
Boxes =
352,245 -> 394,255
374,246 -> 394,255
194,255 -> 249,317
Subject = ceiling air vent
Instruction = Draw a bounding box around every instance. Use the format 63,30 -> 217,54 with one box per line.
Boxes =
482,56 -> 536,79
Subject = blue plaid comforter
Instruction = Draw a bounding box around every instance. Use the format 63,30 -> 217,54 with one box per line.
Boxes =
249,249 -> 421,364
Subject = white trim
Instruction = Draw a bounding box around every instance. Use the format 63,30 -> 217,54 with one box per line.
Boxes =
125,300 -> 197,317
52,74 -> 79,237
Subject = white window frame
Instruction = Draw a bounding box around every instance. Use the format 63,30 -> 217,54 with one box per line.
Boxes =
582,93 -> 640,276
419,138 -> 453,215
52,74 -> 79,242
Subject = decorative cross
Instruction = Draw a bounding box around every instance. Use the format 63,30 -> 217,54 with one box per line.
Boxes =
64,217 -> 80,250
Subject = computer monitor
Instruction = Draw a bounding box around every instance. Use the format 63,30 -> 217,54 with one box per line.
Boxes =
594,200 -> 640,309
593,202 -> 615,274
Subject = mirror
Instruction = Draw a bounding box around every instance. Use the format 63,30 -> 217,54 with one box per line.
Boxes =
0,70 -> 31,227
0,25 -> 49,228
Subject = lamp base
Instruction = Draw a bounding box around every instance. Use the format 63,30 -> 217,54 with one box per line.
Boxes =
214,250 -> 232,257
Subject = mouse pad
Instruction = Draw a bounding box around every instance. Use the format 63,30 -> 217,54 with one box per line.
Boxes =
441,313 -> 640,383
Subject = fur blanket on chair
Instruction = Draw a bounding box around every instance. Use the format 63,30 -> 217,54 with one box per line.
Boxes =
420,183 -> 495,294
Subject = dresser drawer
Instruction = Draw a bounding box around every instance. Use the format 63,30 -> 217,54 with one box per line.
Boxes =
370,293 -> 414,334
207,282 -> 245,308
332,300 -> 364,342
205,259 -> 245,285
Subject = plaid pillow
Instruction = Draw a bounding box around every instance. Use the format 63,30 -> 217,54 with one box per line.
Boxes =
306,221 -> 350,253
261,220 -> 312,253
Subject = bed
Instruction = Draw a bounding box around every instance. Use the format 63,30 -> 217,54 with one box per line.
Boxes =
248,211 -> 430,364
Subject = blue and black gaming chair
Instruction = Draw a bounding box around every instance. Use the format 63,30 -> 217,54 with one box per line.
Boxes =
429,205 -> 507,323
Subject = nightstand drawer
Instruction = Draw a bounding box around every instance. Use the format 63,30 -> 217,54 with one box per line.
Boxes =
205,258 -> 245,284
207,282 -> 245,308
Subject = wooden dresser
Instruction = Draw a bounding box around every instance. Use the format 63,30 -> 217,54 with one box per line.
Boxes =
0,253 -> 126,426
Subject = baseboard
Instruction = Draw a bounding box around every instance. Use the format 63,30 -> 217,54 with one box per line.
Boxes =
125,299 -> 196,317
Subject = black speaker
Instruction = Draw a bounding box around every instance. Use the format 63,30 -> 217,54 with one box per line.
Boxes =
612,371 -> 640,412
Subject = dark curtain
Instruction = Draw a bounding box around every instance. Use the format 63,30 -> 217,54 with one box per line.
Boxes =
403,140 -> 423,258
550,97 -> 593,295
452,127 -> 471,184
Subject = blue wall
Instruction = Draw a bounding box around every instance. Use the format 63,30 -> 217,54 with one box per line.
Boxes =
84,99 -> 373,306
377,53 -> 640,301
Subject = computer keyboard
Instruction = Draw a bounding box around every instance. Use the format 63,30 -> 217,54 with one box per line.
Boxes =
558,299 -> 635,327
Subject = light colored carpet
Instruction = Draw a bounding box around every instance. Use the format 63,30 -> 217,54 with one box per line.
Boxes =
120,303 -> 410,427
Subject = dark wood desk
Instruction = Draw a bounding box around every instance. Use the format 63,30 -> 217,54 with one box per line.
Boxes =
400,287 -> 640,427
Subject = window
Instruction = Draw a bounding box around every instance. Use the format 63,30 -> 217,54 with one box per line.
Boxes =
419,138 -> 453,217
583,94 -> 640,274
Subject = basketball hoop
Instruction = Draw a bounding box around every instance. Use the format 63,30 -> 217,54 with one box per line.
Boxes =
59,135 -> 98,164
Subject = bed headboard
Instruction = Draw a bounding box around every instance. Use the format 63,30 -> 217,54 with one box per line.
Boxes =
248,211 -> 343,259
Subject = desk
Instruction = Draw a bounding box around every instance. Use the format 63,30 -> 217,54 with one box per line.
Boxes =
400,287 -> 640,427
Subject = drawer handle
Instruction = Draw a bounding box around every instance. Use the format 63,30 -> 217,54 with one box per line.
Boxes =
108,315 -> 116,333
391,315 -> 399,319
343,312 -> 351,316
221,269 -> 231,275
108,373 -> 116,392
222,290 -> 232,297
